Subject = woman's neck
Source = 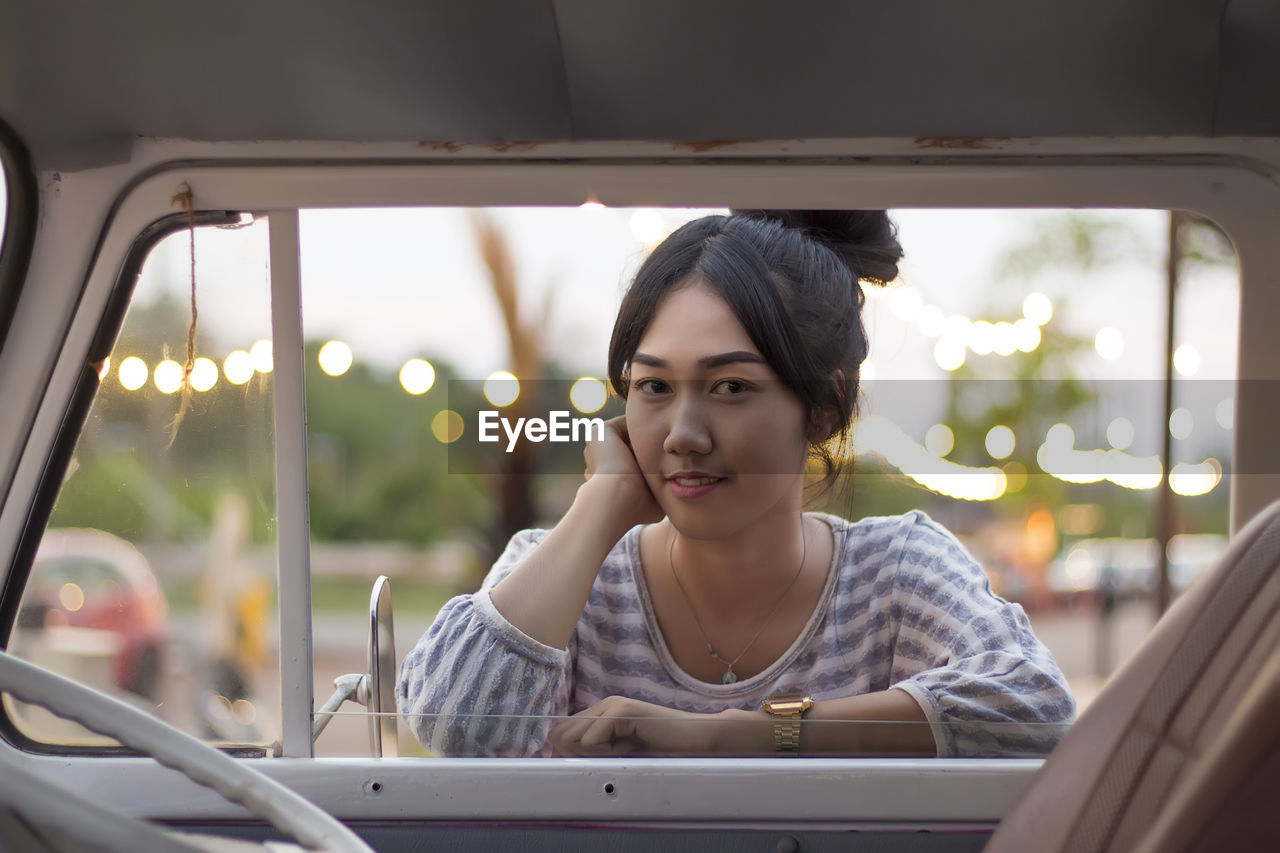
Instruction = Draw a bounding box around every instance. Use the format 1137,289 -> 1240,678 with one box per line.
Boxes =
666,508 -> 812,621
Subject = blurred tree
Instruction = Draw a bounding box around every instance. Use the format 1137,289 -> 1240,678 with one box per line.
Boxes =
470,213 -> 551,567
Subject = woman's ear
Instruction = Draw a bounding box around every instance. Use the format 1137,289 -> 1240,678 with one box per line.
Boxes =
808,405 -> 839,443
807,370 -> 849,443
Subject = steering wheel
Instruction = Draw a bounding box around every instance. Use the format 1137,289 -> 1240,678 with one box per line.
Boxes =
0,650 -> 372,852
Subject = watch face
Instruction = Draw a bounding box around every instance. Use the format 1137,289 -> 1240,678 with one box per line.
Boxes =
764,693 -> 813,715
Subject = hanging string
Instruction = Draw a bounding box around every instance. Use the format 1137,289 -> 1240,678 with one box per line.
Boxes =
167,183 -> 198,448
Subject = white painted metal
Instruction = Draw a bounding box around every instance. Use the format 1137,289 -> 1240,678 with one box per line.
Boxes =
267,209 -> 315,759
15,754 -> 1041,824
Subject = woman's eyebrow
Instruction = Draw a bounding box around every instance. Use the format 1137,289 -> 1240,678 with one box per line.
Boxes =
632,351 -> 766,369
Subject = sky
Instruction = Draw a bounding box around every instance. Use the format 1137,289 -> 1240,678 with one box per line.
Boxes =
134,206 -> 1240,382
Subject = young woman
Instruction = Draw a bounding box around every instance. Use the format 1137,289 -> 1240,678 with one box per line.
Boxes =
397,210 -> 1075,758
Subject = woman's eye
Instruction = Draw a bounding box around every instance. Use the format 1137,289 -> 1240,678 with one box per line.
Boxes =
634,378 -> 669,394
712,379 -> 749,395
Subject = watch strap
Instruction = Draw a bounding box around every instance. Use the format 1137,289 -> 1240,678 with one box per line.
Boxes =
762,692 -> 813,753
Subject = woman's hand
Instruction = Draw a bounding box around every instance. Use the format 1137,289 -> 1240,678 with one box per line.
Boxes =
580,416 -> 664,531
549,696 -> 749,756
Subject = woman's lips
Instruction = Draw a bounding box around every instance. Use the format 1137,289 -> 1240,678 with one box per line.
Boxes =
667,474 -> 726,499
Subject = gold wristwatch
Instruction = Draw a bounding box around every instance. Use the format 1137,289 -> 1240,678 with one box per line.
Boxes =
761,691 -> 814,753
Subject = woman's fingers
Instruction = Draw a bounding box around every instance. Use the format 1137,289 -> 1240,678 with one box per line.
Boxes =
550,697 -> 707,756
551,698 -> 635,755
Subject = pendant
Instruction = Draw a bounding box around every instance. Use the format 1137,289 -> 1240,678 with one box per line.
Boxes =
722,670 -> 738,685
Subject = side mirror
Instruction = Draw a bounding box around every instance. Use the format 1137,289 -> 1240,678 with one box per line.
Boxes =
367,575 -> 397,758
312,575 -> 398,757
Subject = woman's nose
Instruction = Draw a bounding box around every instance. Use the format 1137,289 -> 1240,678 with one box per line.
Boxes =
662,391 -> 713,456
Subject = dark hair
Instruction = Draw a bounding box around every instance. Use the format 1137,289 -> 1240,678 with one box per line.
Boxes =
607,210 -> 902,495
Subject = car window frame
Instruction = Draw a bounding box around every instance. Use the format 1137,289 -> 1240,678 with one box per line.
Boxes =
2,150 -> 1279,824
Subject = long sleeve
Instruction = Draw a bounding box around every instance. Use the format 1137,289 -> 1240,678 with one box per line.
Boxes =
396,528 -> 574,756
884,513 -> 1077,757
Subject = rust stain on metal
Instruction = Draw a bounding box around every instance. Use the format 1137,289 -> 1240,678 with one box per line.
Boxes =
486,141 -> 542,153
673,140 -> 739,152
417,140 -> 544,153
914,137 -> 1006,150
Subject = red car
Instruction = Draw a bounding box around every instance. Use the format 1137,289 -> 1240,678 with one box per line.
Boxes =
20,529 -> 169,700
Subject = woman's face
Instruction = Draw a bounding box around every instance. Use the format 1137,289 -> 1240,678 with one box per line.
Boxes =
624,280 -> 812,540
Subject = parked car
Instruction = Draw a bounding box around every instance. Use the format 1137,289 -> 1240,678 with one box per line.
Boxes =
1047,534 -> 1228,604
19,528 -> 168,699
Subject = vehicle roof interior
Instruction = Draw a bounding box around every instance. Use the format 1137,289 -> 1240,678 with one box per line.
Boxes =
3,0 -> 1280,171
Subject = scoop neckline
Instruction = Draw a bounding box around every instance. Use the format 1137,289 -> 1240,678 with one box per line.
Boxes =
624,511 -> 847,696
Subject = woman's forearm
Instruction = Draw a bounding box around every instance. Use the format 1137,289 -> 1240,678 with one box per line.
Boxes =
488,479 -> 640,650
719,688 -> 936,756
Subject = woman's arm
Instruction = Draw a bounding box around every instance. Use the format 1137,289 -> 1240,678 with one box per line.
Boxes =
396,529 -> 574,756
721,688 -> 935,755
886,513 -> 1077,757
492,415 -> 663,649
549,689 -> 935,757
398,418 -> 662,755
488,477 -> 648,649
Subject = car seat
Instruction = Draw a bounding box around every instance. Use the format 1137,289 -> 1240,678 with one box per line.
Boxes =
985,498 -> 1280,852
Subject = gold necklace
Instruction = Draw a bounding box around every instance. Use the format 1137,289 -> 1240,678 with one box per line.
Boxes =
668,521 -> 808,684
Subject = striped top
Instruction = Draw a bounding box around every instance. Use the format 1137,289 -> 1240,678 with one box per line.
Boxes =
397,510 -> 1076,757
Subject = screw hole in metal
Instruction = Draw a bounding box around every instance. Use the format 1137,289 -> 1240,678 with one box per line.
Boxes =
603,782 -> 616,796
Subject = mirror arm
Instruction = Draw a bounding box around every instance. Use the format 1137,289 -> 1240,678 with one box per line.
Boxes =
312,673 -> 369,741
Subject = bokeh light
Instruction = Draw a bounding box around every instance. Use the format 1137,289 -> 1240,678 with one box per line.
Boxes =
1216,397 -> 1234,430
58,582 -> 85,612
1169,407 -> 1193,440
1046,423 -> 1075,448
318,340 -> 354,377
924,424 -> 954,457
118,356 -> 148,391
431,409 -> 464,443
1173,344 -> 1201,377
570,377 -> 608,413
629,209 -> 666,245
1002,461 -> 1028,493
400,359 -> 436,395
933,338 -> 966,371
223,350 -> 254,385
190,357 -> 218,392
230,699 -> 257,726
1023,292 -> 1053,325
1107,416 -> 1135,450
484,371 -> 520,407
992,321 -> 1017,356
1013,318 -> 1041,352
1094,327 -> 1124,360
1169,458 -> 1222,497
985,425 -> 1015,459
154,360 -> 184,394
251,339 -> 273,373
967,320 -> 995,355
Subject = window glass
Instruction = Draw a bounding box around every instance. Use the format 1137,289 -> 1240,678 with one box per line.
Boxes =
6,218 -> 280,750
11,205 -> 1237,758
295,207 -> 1239,758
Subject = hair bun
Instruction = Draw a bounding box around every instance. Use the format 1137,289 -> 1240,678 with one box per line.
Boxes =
731,209 -> 902,285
